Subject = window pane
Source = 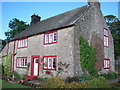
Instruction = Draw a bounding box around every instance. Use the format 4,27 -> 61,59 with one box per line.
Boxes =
24,39 -> 27,47
53,32 -> 57,42
52,57 -> 56,69
104,29 -> 108,36
44,58 -> 48,68
19,41 -> 21,48
106,37 -> 108,47
49,33 -> 53,43
25,58 -> 27,67
17,58 -> 19,67
48,57 -> 52,69
19,58 -> 22,67
104,59 -> 110,69
45,34 -> 49,43
104,36 -> 108,47
18,41 -> 20,48
104,36 -> 106,46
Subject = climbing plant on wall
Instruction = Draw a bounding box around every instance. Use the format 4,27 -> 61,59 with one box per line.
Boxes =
3,53 -> 11,76
79,37 -> 96,75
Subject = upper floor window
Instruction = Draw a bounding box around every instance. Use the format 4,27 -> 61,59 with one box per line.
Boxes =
43,56 -> 57,70
104,28 -> 109,47
103,59 -> 110,69
44,31 -> 58,45
16,57 -> 27,68
18,38 -> 28,49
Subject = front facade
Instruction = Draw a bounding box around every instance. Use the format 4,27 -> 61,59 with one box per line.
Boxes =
1,1 -> 115,78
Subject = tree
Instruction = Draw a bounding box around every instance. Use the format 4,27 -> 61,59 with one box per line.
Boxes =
104,15 -> 120,59
5,18 -> 29,42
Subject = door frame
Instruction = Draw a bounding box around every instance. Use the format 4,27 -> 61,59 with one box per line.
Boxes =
31,55 -> 40,76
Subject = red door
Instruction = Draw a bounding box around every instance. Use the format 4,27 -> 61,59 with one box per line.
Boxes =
31,55 -> 40,76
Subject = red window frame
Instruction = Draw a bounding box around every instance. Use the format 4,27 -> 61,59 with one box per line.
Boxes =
17,38 -> 28,49
104,28 -> 109,48
43,31 -> 58,45
16,57 -> 28,69
103,59 -> 110,69
43,55 -> 57,70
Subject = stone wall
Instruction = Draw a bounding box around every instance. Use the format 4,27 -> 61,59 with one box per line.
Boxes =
13,27 -> 75,78
74,2 -> 115,74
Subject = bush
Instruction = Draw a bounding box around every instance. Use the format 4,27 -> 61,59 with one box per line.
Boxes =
66,75 -> 94,83
67,82 -> 88,88
0,64 -> 2,74
79,74 -> 94,82
86,77 -> 111,88
79,37 -> 96,75
39,77 -> 66,88
98,72 -> 117,80
65,77 -> 80,83
2,54 -> 11,76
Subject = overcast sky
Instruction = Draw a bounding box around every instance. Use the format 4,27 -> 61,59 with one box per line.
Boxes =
1,1 -> 119,40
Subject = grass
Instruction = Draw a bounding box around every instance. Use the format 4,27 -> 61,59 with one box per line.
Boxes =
1,79 -> 33,88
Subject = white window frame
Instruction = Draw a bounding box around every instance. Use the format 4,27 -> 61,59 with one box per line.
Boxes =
16,57 -> 27,68
104,28 -> 109,47
104,59 -> 110,69
18,38 -> 28,49
44,31 -> 57,45
43,56 -> 57,70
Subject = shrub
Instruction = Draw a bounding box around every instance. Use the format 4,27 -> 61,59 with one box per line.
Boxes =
79,37 -> 97,75
79,74 -> 94,82
86,77 -> 111,88
66,75 -> 94,83
37,77 -> 46,81
65,77 -> 80,83
98,72 -> 117,80
0,64 -> 2,74
39,77 -> 66,88
2,54 -> 11,76
67,82 -> 88,88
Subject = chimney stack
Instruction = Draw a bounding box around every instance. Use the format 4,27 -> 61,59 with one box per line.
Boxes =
88,0 -> 100,8
30,13 -> 41,25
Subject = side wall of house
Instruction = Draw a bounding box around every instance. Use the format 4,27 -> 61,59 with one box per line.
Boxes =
13,27 -> 75,78
74,3 -> 115,75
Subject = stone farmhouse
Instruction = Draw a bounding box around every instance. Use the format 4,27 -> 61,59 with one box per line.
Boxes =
1,0 -> 115,78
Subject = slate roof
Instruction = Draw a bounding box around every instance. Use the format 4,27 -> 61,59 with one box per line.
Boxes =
11,5 -> 91,41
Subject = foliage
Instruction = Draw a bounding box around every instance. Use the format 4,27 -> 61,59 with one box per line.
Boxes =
38,76 -> 112,88
0,39 -> 6,50
5,18 -> 29,42
39,77 -> 66,88
66,75 -> 94,83
0,64 -> 2,74
86,77 -> 111,88
111,81 -> 120,89
104,15 -> 120,59
2,54 -> 11,76
37,77 -> 46,81
79,37 -> 96,75
98,72 -> 117,80
66,82 -> 88,88
65,77 -> 80,83
79,74 -> 94,82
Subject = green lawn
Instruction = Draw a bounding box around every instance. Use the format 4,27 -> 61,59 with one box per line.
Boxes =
1,79 -> 33,88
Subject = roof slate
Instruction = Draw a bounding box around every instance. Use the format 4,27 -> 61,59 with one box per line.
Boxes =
11,5 -> 90,41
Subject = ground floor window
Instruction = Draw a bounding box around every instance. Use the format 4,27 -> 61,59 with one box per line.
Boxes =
16,57 -> 27,68
104,59 -> 110,69
43,55 -> 57,70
